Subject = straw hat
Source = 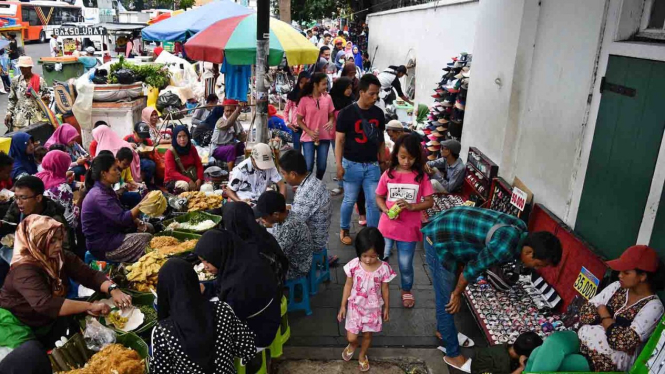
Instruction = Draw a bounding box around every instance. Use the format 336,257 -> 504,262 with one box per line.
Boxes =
17,56 -> 33,67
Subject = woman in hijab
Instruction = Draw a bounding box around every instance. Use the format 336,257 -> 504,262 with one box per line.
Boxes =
284,71 -> 310,152
0,216 -> 132,350
8,132 -> 36,182
92,125 -> 142,182
353,45 -> 363,71
222,202 -> 288,290
43,124 -> 88,180
141,107 -> 171,145
194,229 -> 280,348
35,150 -> 79,229
151,258 -> 256,373
164,125 -> 203,193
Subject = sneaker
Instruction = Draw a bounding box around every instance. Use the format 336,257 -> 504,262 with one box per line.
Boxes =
339,229 -> 352,245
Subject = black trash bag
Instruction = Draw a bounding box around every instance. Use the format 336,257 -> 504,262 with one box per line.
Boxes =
156,92 -> 182,112
113,68 -> 137,84
161,106 -> 184,120
91,75 -> 108,84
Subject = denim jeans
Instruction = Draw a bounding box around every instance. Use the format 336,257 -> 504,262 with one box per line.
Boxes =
424,236 -> 460,357
331,140 -> 342,189
302,140 -> 330,180
292,130 -> 302,153
340,158 -> 381,230
385,238 -> 416,291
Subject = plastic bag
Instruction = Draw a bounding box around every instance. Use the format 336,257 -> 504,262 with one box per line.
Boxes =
83,316 -> 116,351
156,92 -> 182,112
113,68 -> 137,84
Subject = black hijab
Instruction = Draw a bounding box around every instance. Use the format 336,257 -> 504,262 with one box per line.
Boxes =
287,71 -> 311,102
222,202 -> 289,286
330,77 -> 354,110
194,229 -> 277,318
157,258 -> 215,373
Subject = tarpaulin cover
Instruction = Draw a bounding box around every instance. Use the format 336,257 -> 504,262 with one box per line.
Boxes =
141,0 -> 253,42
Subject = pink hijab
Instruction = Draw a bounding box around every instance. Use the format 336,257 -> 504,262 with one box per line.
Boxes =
44,124 -> 79,149
92,126 -> 142,182
142,107 -> 157,125
35,150 -> 71,190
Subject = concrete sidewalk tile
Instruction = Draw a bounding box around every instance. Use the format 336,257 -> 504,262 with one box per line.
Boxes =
289,307 -> 340,337
381,309 -> 437,337
310,287 -> 343,308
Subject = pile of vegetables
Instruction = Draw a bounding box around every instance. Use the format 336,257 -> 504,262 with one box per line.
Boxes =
109,56 -> 171,89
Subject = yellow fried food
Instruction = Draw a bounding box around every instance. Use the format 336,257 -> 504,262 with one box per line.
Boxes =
107,311 -> 128,329
61,344 -> 144,374
149,236 -> 179,249
179,191 -> 224,212
157,239 -> 199,256
126,252 -> 166,290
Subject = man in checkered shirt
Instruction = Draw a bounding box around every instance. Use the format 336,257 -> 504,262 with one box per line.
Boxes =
421,206 -> 562,370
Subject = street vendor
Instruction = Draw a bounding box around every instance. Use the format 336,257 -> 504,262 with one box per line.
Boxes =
207,99 -> 245,171
4,56 -> 49,131
81,154 -> 153,263
421,206 -> 562,372
164,125 -> 204,193
123,121 -> 157,187
43,123 -> 89,181
142,107 -> 171,145
226,143 -> 286,203
377,65 -> 412,109
8,132 -> 36,182
191,94 -> 218,129
425,139 -> 465,193
0,215 -> 132,370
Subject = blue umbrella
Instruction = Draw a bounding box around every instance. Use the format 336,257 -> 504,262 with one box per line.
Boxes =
141,0 -> 254,42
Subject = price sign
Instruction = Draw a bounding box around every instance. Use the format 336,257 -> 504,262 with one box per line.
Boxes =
573,266 -> 600,300
510,187 -> 528,211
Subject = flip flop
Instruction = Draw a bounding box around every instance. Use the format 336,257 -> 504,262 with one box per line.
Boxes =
434,332 -> 475,347
342,344 -> 355,361
359,356 -> 370,372
443,356 -> 471,373
358,219 -> 367,226
328,255 -> 339,266
402,292 -> 415,308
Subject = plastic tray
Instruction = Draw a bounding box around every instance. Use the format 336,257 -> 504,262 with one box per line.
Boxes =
162,211 -> 222,233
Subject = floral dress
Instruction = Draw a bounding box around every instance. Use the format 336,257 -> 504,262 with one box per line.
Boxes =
578,281 -> 664,371
343,258 -> 396,334
7,75 -> 49,129
44,182 -> 79,230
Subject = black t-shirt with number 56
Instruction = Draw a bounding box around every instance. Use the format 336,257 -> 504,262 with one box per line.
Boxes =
336,104 -> 385,163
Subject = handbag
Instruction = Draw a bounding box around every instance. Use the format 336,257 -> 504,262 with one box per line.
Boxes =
353,103 -> 379,147
171,147 -> 198,181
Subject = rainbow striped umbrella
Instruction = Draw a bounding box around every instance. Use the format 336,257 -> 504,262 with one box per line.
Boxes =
184,14 -> 319,66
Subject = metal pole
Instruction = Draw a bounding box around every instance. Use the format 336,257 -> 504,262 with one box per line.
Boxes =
255,0 -> 270,145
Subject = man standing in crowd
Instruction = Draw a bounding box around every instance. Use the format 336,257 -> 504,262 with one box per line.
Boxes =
318,32 -> 332,49
421,206 -> 562,371
278,150 -> 331,253
49,34 -> 60,57
377,65 -> 413,109
335,74 -> 386,245
7,33 -> 19,77
226,142 -> 286,203
309,27 -> 319,45
425,139 -> 465,193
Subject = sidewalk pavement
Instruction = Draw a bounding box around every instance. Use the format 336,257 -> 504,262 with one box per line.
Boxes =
282,152 -> 488,373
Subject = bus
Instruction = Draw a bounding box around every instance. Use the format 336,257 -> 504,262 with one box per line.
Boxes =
0,1 -> 83,43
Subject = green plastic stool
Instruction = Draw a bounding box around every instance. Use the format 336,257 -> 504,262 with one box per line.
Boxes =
268,297 -> 291,358
234,350 -> 267,374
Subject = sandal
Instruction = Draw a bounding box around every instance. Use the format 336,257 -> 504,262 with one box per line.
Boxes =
443,356 -> 471,373
402,292 -> 415,308
331,188 -> 343,196
328,255 -> 339,266
435,331 -> 475,347
340,229 -> 352,245
342,344 -> 355,361
359,355 -> 370,372
358,219 -> 367,226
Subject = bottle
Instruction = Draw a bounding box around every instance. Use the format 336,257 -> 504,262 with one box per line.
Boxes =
387,204 -> 402,220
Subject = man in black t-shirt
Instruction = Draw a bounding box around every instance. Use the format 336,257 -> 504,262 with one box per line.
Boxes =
335,74 -> 386,245
7,34 -> 19,76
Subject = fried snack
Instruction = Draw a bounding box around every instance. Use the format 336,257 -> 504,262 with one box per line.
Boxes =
157,239 -> 198,256
138,190 -> 167,217
180,191 -> 224,212
107,311 -> 128,330
126,251 -> 166,292
61,344 -> 144,374
149,236 -> 179,249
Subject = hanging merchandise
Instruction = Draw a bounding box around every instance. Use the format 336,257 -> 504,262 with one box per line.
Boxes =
221,56 -> 251,102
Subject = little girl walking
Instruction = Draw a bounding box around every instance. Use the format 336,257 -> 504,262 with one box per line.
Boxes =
338,227 -> 396,372
375,134 -> 434,308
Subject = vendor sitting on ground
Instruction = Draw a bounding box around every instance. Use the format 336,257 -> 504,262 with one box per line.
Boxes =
0,216 -> 132,374
191,94 -> 218,129
35,150 -> 80,231
208,99 -> 245,171
255,191 -> 313,280
164,125 -> 204,193
43,123 -> 89,181
267,104 -> 292,143
81,153 -> 153,263
471,331 -> 542,374
115,147 -> 142,209
226,143 -> 286,204
425,139 -> 465,193
142,107 -> 171,145
8,132 -> 36,182
123,121 -> 157,187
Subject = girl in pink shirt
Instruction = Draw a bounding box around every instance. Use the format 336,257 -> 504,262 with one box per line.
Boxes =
375,134 -> 434,308
296,72 -> 335,180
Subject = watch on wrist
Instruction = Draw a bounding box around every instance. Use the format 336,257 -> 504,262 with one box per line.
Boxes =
107,283 -> 119,294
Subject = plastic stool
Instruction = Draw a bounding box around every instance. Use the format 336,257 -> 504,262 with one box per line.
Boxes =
234,350 -> 267,374
308,248 -> 330,295
268,297 -> 291,358
284,277 -> 312,316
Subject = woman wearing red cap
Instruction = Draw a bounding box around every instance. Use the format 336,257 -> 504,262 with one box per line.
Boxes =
576,245 -> 664,371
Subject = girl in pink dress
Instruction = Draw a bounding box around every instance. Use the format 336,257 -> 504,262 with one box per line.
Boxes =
338,227 -> 396,372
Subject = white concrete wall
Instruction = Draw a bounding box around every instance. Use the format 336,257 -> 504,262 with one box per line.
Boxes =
461,0 -> 607,222
366,0 -> 478,107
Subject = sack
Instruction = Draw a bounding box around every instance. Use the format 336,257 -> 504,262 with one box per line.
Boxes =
156,92 -> 182,112
113,68 -> 136,84
353,104 -> 379,147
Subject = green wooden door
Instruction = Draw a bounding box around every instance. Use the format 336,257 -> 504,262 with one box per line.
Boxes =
576,55 -> 665,260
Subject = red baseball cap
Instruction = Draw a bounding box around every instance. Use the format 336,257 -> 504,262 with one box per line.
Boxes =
606,245 -> 659,272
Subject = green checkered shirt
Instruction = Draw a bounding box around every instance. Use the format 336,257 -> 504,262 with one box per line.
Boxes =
421,206 -> 528,281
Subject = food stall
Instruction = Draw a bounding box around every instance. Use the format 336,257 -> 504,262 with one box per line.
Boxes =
56,23 -> 148,65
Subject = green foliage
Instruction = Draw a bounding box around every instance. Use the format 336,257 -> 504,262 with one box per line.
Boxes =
272,0 -> 348,24
178,0 -> 194,10
108,56 -> 171,89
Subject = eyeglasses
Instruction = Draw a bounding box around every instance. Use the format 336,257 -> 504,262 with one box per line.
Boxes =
15,195 -> 36,202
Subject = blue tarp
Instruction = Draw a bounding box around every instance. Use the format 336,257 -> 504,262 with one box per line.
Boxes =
141,0 -> 254,42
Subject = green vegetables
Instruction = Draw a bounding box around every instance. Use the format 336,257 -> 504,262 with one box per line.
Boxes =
138,304 -> 157,325
109,56 -> 171,89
